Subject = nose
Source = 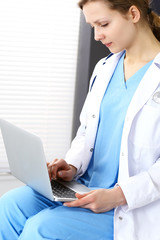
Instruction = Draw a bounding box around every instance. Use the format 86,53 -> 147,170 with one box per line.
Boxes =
94,28 -> 105,41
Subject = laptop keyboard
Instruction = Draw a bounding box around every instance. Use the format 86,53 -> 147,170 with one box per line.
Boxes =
51,179 -> 76,199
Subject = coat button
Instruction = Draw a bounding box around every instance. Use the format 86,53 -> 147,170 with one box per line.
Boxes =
92,114 -> 96,118
90,148 -> 94,152
119,216 -> 123,220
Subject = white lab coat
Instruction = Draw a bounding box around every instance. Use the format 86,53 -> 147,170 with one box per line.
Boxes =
65,51 -> 160,240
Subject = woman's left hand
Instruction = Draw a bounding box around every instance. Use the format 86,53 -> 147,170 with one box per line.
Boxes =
64,186 -> 127,213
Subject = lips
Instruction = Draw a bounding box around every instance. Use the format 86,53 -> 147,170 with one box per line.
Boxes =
105,42 -> 112,48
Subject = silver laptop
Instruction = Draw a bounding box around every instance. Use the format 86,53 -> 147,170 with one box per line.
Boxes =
0,119 -> 90,202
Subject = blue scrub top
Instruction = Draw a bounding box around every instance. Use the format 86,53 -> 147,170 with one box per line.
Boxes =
80,52 -> 153,190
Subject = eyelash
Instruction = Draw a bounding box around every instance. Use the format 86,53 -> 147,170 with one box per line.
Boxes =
100,23 -> 108,27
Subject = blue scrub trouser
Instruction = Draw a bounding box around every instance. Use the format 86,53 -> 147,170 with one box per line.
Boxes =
0,186 -> 114,240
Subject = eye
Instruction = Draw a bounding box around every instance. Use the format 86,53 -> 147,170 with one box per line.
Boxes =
100,23 -> 108,27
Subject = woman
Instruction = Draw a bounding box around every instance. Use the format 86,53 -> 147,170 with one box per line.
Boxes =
1,0 -> 160,239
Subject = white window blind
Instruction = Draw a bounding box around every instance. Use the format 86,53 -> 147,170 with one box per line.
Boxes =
0,0 -> 80,169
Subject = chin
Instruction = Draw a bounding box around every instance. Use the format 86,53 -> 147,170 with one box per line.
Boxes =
108,47 -> 125,54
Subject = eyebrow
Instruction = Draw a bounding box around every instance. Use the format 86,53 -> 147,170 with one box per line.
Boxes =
87,18 -> 108,25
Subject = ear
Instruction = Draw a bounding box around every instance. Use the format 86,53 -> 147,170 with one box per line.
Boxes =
128,5 -> 141,23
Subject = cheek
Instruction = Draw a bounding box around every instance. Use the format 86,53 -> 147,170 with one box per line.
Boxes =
109,21 -> 126,40
115,22 -> 135,45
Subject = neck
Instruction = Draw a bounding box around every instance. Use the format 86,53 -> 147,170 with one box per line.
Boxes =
125,24 -> 160,64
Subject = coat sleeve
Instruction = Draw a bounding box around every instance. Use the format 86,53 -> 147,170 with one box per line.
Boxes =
118,158 -> 160,211
65,92 -> 90,177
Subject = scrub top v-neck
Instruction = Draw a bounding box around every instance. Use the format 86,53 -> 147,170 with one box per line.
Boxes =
80,52 -> 153,189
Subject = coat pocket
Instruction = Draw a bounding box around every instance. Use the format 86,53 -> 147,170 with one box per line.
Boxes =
129,104 -> 160,148
128,104 -> 160,175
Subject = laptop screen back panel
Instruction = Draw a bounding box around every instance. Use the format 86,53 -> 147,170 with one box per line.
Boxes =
0,119 -> 54,201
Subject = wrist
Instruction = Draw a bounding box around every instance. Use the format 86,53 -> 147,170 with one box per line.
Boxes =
69,164 -> 77,178
114,186 -> 127,207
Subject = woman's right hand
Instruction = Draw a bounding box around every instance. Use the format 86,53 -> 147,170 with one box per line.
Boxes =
47,159 -> 77,182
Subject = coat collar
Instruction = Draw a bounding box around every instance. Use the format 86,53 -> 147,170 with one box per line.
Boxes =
88,51 -> 124,114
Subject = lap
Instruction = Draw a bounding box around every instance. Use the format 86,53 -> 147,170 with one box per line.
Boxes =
20,205 -> 114,240
0,186 -> 114,240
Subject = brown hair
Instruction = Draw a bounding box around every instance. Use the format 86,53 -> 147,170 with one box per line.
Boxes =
78,0 -> 160,41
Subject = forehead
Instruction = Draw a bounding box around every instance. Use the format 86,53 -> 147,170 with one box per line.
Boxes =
83,1 -> 121,24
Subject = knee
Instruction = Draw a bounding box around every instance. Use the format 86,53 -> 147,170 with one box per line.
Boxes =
0,186 -> 37,221
0,187 -> 21,213
0,187 -> 31,239
0,186 -> 29,210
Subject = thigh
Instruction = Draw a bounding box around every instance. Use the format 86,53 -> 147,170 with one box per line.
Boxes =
20,206 -> 114,240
